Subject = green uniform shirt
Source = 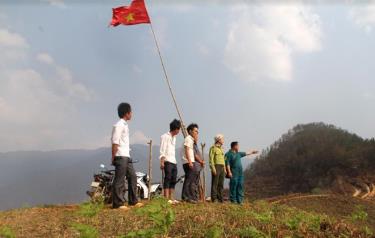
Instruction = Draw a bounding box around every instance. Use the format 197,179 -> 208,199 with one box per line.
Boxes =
225,150 -> 247,177
209,145 -> 225,172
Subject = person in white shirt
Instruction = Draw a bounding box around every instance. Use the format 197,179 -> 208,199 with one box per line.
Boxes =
111,102 -> 143,210
181,123 -> 200,203
159,119 -> 181,203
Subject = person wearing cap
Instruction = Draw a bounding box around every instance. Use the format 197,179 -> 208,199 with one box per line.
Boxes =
225,141 -> 258,204
209,134 -> 226,203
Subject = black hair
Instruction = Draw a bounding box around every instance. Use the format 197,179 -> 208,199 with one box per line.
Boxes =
187,123 -> 199,134
231,141 -> 239,149
117,102 -> 131,118
169,119 -> 181,131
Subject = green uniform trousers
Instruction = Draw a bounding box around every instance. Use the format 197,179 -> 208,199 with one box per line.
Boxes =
211,165 -> 225,202
229,175 -> 244,204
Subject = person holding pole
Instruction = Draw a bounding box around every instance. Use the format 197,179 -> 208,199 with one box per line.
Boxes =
225,142 -> 258,204
182,123 -> 199,203
111,102 -> 143,210
159,119 -> 181,204
209,134 -> 226,203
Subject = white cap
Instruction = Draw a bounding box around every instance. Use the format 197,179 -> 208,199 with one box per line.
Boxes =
214,134 -> 224,143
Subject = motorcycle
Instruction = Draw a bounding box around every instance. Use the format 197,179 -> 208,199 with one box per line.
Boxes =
86,163 -> 163,203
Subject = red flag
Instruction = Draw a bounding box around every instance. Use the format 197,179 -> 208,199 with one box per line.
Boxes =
110,0 -> 151,27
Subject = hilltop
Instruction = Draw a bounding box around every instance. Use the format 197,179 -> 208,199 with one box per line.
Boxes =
0,195 -> 375,237
245,122 -> 375,199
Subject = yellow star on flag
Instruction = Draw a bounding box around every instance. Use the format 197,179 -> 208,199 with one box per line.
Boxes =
125,13 -> 135,22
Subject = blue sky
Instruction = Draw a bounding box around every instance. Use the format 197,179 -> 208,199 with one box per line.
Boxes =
0,1 -> 374,159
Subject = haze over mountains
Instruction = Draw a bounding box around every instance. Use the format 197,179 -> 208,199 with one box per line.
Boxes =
0,145 -> 161,210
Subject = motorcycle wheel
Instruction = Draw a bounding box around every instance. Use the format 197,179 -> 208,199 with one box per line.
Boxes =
151,186 -> 163,199
91,187 -> 105,203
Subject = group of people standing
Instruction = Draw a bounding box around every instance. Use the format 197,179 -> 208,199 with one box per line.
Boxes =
159,118 -> 258,205
111,102 -> 257,210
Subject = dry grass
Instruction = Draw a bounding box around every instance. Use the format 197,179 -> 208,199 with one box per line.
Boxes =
0,196 -> 374,238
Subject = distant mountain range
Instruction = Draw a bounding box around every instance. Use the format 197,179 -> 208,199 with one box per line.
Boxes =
0,145 -> 162,210
0,145 -> 215,210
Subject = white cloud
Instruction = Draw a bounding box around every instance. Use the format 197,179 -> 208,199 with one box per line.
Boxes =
197,43 -> 210,56
223,4 -> 322,81
35,52 -> 93,101
0,29 -> 28,48
36,52 -> 54,65
41,0 -> 66,8
0,69 -> 70,124
363,92 -> 374,99
130,131 -> 151,145
0,29 -> 29,64
0,26 -> 94,151
55,66 -> 94,102
349,2 -> 375,33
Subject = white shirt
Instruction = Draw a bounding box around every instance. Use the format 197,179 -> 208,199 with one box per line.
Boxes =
159,132 -> 177,164
182,135 -> 195,164
111,119 -> 130,157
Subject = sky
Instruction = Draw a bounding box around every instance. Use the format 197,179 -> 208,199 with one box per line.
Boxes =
0,0 -> 375,156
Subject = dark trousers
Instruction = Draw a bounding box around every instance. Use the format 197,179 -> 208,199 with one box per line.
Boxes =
211,165 -> 225,202
163,161 -> 178,189
192,162 -> 202,201
112,156 -> 138,208
182,162 -> 201,201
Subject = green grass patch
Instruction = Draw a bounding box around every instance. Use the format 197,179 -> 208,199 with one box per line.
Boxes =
0,226 -> 16,238
71,223 -> 99,238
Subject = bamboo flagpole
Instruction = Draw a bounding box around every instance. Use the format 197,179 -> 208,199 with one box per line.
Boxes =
110,1 -> 188,138
149,23 -> 188,138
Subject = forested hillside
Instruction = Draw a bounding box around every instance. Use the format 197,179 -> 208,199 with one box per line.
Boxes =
245,122 -> 375,198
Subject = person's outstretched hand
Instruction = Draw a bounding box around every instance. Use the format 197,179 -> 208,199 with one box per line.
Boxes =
247,150 -> 259,155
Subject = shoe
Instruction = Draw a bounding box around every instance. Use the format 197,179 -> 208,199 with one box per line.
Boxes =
187,199 -> 198,204
172,200 -> 180,204
118,205 -> 129,211
133,202 -> 144,208
168,200 -> 174,204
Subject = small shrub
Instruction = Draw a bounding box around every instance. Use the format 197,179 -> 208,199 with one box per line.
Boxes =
205,225 -> 224,238
304,213 -> 325,232
237,226 -> 269,238
285,212 -> 304,231
0,226 -> 15,238
251,211 -> 273,224
363,226 -> 373,237
351,205 -> 368,222
71,223 -> 99,238
123,197 -> 175,238
78,199 -> 104,218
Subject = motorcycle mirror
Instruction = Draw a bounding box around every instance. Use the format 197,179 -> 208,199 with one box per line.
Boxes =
100,164 -> 105,169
